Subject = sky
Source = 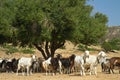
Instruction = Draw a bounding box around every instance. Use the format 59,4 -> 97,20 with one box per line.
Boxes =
87,0 -> 120,26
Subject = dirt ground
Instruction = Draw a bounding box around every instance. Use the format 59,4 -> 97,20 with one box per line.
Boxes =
0,44 -> 120,80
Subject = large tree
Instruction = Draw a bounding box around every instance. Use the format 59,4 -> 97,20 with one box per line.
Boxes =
0,0 -> 108,59
0,0 -> 16,44
75,12 -> 108,46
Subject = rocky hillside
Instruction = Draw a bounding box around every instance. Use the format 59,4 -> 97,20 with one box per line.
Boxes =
104,26 -> 120,41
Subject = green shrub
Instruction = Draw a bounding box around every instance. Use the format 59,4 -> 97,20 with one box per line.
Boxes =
2,44 -> 35,54
101,42 -> 112,52
87,47 -> 96,51
21,48 -> 35,54
109,38 -> 120,50
78,44 -> 96,51
78,44 -> 86,51
6,47 -> 19,55
102,38 -> 120,52
2,44 -> 19,54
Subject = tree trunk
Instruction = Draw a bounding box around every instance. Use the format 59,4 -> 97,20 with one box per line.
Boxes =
51,48 -> 55,57
45,41 -> 50,57
34,44 -> 47,59
50,40 -> 65,57
34,41 -> 65,59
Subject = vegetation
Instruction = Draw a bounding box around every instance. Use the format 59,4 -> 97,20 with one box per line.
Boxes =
1,44 -> 35,54
78,44 -> 98,51
0,0 -> 108,59
20,48 -> 35,54
101,38 -> 120,52
2,44 -> 19,54
101,42 -> 112,52
109,38 -> 120,50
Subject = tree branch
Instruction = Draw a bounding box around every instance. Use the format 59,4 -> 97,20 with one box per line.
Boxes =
45,41 -> 50,57
34,44 -> 47,59
50,40 -> 65,57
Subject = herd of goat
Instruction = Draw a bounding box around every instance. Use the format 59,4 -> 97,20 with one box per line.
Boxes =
0,51 -> 120,76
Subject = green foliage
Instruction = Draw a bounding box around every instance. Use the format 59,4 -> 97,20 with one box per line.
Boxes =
101,42 -> 112,52
78,44 -> 97,51
2,44 -> 19,54
5,48 -> 18,55
1,44 -> 35,54
75,13 -> 108,46
87,47 -> 96,51
0,0 -> 17,44
109,38 -> 120,50
0,0 -> 108,58
102,38 -> 120,52
20,48 -> 35,54
78,44 -> 86,51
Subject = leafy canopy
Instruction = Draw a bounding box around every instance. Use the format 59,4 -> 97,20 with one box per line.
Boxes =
0,0 -> 108,58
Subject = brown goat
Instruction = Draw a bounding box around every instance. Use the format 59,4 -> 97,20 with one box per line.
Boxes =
109,57 -> 120,74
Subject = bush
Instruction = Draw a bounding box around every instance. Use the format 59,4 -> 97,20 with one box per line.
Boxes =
2,44 -> 19,55
6,47 -> 19,55
78,44 -> 86,51
109,38 -> 120,50
102,38 -> 120,52
78,44 -> 96,51
21,48 -> 35,54
101,42 -> 112,52
2,44 -> 35,54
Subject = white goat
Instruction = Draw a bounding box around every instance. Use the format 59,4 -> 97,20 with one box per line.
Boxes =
74,55 -> 85,76
42,57 -> 52,76
16,55 -> 36,76
83,50 -> 98,75
98,51 -> 107,58
97,51 -> 109,72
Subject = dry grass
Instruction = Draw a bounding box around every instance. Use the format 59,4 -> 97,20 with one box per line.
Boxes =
0,43 -> 120,80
